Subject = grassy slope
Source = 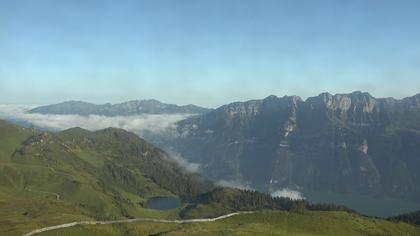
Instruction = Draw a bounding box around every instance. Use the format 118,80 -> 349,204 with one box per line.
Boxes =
0,120 -> 33,162
389,210 -> 420,226
1,120 -> 420,236
39,211 -> 420,236
0,121 -> 207,236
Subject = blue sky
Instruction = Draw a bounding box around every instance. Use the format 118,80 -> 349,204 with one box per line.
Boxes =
1,0 -> 420,107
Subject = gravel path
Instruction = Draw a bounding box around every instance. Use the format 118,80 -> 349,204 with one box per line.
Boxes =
22,211 -> 255,236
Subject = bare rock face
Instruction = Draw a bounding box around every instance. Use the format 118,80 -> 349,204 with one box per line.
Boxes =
165,92 -> 420,202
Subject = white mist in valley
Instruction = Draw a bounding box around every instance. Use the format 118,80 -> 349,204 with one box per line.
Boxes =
0,104 -> 190,135
271,188 -> 305,200
216,179 -> 305,200
0,104 -> 198,172
164,149 -> 200,173
216,180 -> 255,190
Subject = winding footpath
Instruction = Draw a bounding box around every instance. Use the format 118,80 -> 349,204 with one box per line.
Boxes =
22,211 -> 255,236
14,163 -> 77,201
25,187 -> 61,201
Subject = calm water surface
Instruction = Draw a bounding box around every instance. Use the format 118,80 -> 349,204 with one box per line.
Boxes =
305,191 -> 420,217
146,196 -> 181,210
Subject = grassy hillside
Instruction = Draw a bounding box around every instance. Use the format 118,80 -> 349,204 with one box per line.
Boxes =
1,120 -> 419,236
39,211 -> 420,236
389,210 -> 420,226
0,120 -> 211,236
0,120 -> 34,162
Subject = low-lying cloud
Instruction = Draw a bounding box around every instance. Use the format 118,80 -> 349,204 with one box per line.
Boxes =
165,149 -> 200,173
216,179 -> 255,190
0,104 -> 191,136
216,180 -> 305,200
271,188 -> 305,200
0,104 -> 201,172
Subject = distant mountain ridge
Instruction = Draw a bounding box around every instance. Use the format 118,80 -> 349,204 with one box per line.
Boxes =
29,99 -> 211,116
163,91 -> 420,203
1,119 -> 390,235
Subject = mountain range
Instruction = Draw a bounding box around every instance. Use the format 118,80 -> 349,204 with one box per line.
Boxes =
29,100 -> 211,116
25,92 -> 420,204
1,119 -> 420,235
162,91 -> 420,204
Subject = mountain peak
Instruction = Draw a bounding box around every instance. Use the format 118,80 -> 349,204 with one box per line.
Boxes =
347,91 -> 373,98
402,93 -> 420,107
263,95 -> 302,104
61,126 -> 89,133
264,95 -> 279,100
318,92 -> 333,97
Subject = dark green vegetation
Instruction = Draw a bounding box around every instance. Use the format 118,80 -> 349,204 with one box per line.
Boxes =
180,187 -> 353,219
389,210 -> 420,226
166,92 -> 420,204
29,100 -> 211,116
0,120 -> 211,235
39,211 -> 420,236
1,119 -> 420,235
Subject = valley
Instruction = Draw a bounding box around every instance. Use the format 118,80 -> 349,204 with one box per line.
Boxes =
3,1 -> 420,234
157,92 -> 420,215
1,119 -> 420,235
0,121 -> 419,235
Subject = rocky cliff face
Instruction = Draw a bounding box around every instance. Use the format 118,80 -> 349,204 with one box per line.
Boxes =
165,92 -> 420,202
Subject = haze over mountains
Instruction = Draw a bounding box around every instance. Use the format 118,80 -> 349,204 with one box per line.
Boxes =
5,91 -> 420,217
29,100 -> 211,116
4,0 -> 420,234
2,92 -> 420,234
3,119 -> 404,236
157,91 -> 420,209
1,119 -> 420,236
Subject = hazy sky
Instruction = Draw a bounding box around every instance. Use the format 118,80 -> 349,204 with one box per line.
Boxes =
1,0 -> 420,107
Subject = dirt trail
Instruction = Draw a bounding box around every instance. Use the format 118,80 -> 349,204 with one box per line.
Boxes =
25,186 -> 61,201
22,211 -> 255,236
